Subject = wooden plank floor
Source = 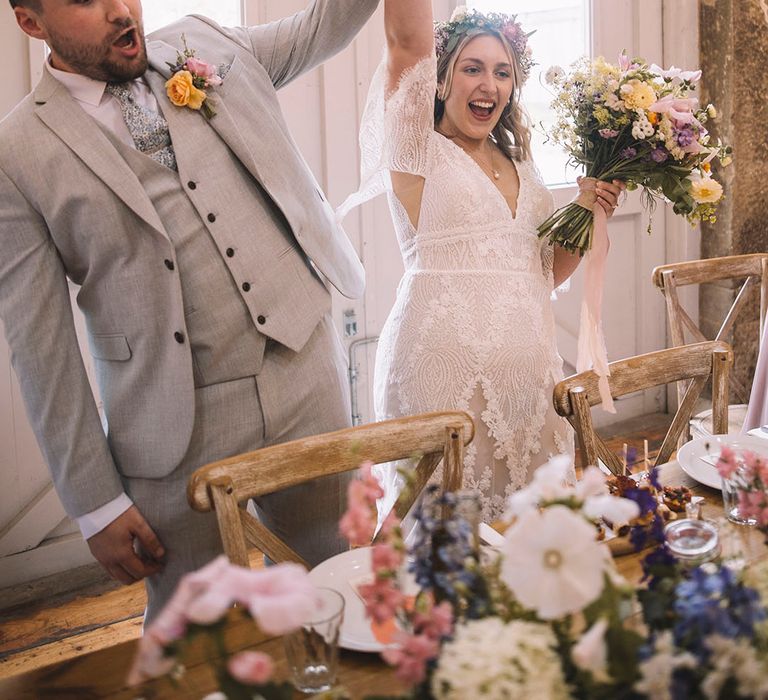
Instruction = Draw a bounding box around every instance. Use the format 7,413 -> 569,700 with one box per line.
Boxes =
0,412 -> 672,681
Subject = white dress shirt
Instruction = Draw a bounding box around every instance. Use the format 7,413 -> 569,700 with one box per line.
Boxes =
46,61 -> 161,539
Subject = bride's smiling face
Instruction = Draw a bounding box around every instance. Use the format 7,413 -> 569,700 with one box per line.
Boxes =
438,34 -> 515,143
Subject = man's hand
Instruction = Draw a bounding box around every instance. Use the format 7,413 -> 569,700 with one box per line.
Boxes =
87,505 -> 165,584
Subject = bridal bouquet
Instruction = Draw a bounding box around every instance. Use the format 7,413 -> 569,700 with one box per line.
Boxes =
538,53 -> 732,254
343,457 -> 768,700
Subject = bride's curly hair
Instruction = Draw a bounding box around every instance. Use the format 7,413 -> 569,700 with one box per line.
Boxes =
434,29 -> 532,162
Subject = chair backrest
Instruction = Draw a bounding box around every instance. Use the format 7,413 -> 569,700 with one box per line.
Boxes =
187,411 -> 474,568
552,341 -> 732,475
652,253 -> 768,404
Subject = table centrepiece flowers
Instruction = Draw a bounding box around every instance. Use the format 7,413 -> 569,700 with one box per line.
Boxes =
126,556 -> 318,699
341,456 -> 768,699
537,52 -> 732,414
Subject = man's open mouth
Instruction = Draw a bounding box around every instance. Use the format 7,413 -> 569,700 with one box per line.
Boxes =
469,100 -> 496,117
113,27 -> 138,51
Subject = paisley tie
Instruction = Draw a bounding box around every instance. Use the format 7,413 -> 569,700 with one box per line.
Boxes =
106,82 -> 177,171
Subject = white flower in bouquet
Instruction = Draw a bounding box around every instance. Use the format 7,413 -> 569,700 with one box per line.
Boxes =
431,618 -> 570,700
688,172 -> 724,204
500,504 -> 608,619
544,65 -> 565,85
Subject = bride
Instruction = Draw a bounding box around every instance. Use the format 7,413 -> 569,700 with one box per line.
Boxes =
340,2 -> 624,522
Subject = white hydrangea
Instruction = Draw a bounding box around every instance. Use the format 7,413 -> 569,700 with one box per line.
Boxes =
702,635 -> 768,700
431,618 -> 570,700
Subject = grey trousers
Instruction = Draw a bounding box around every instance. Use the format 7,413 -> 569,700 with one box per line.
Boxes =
126,315 -> 352,624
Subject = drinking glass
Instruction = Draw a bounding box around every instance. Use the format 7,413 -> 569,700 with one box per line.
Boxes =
722,467 -> 758,526
283,587 -> 344,694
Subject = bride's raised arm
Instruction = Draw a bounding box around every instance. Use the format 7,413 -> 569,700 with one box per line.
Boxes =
385,0 -> 434,92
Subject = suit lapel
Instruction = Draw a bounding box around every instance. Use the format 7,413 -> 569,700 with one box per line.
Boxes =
34,70 -> 167,239
146,42 -> 264,184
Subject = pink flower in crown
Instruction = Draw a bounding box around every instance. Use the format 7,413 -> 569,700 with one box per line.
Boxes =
358,576 -> 405,624
382,632 -> 440,686
227,651 -> 274,685
185,56 -> 222,87
717,445 -> 739,479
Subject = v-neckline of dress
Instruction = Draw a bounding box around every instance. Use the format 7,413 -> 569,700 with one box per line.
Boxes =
442,136 -> 522,222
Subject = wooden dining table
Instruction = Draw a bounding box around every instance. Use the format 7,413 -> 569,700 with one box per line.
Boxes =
1,458 -> 765,700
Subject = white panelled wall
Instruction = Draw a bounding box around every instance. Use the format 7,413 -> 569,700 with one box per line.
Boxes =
0,0 -> 698,587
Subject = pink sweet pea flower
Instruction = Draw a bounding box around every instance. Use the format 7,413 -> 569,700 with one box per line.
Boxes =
618,51 -> 631,72
227,651 -> 274,685
126,627 -> 178,686
382,632 -> 440,686
235,564 -> 316,635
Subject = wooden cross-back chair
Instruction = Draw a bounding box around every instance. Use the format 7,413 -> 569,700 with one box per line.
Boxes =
652,253 -> 768,407
187,411 -> 474,569
552,341 -> 732,475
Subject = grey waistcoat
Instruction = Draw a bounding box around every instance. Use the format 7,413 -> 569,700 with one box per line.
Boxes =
102,125 -> 330,388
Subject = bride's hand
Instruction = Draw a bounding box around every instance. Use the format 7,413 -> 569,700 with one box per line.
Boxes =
595,179 -> 627,219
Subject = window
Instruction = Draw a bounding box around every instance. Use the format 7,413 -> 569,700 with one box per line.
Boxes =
143,1 -> 244,34
468,0 -> 590,185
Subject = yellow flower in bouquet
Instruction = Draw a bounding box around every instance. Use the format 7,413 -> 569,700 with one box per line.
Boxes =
620,79 -> 657,110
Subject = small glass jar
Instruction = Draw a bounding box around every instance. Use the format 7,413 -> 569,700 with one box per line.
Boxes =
664,518 -> 720,565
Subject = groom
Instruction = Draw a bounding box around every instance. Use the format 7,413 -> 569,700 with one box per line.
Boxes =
2,0 -> 375,621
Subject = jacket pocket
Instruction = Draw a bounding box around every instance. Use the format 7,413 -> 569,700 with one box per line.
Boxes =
89,333 -> 132,362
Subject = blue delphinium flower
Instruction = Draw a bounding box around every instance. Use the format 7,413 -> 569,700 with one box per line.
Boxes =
407,487 -> 490,617
673,565 -> 766,658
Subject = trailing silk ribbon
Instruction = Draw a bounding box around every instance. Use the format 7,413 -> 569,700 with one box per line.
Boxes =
573,177 -> 615,413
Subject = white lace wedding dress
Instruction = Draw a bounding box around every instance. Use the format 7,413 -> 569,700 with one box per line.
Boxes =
339,54 -> 574,523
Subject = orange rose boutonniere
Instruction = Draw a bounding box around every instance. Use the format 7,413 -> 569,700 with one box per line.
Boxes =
165,35 -> 222,119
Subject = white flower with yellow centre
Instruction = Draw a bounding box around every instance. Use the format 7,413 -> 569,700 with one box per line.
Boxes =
500,504 -> 608,619
689,174 -> 724,204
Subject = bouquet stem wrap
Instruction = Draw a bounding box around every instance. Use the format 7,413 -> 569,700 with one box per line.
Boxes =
573,177 -> 615,413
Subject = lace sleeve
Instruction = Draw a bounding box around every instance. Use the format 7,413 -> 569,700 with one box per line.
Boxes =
337,52 -> 437,220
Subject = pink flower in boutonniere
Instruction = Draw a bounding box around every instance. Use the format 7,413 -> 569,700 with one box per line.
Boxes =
165,34 -> 222,119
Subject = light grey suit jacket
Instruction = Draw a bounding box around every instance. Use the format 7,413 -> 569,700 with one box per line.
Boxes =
0,1 -> 375,519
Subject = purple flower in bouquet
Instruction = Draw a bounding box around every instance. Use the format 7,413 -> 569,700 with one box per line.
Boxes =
620,146 -> 637,160
676,126 -> 695,147
651,147 -> 669,163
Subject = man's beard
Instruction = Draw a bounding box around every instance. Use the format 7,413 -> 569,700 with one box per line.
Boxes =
48,18 -> 148,83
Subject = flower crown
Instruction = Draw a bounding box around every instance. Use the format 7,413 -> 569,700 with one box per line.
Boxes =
434,6 -> 535,84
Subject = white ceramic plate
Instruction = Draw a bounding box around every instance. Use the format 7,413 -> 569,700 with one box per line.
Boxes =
309,547 -> 411,653
676,435 -> 768,490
